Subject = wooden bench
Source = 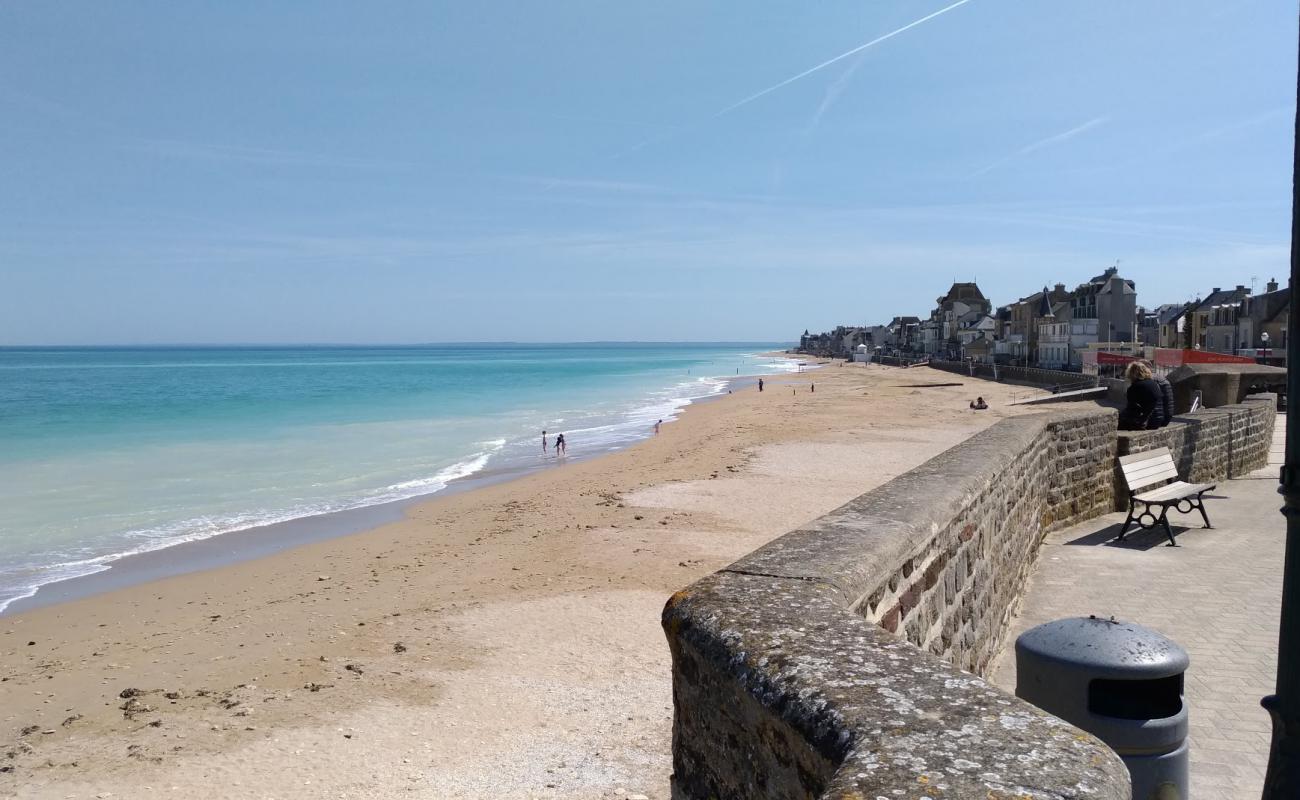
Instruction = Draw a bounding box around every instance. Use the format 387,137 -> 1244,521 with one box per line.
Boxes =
1118,447 -> 1216,546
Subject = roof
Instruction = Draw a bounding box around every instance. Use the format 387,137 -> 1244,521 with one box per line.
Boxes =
940,282 -> 988,305
1194,286 -> 1251,312
1153,303 -> 1188,325
1263,287 -> 1292,324
1036,288 -> 1053,318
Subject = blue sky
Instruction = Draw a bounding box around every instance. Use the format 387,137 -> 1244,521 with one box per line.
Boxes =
1,1 -> 1295,344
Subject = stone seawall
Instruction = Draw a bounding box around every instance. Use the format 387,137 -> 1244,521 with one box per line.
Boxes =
1113,394 -> 1277,509
663,408 -> 1131,799
926,360 -> 1098,389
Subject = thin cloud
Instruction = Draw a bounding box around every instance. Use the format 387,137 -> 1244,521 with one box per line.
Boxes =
968,116 -> 1110,178
804,52 -> 869,136
505,175 -> 669,195
128,138 -> 414,170
713,0 -> 975,118
611,0 -> 975,160
1185,105 -> 1292,144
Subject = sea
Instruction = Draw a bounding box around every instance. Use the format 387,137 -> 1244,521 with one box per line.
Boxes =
0,343 -> 796,613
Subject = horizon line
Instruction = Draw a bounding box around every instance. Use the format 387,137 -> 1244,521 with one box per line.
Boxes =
0,340 -> 797,349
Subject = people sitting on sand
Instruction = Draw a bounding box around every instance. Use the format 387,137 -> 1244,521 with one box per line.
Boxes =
1119,361 -> 1161,431
970,397 -> 988,410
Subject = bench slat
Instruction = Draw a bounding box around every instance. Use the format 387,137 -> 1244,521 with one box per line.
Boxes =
1134,482 -> 1215,503
1120,447 -> 1183,494
1124,463 -> 1178,487
1120,449 -> 1174,467
1135,482 -> 1195,502
1119,455 -> 1168,474
1122,457 -> 1174,474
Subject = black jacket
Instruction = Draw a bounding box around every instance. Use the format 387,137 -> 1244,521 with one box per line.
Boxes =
1120,378 -> 1161,430
1149,376 -> 1175,429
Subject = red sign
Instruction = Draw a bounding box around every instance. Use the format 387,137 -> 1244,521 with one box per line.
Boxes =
1096,352 -> 1138,366
1182,349 -> 1256,365
1154,348 -> 1184,367
1152,348 -> 1256,367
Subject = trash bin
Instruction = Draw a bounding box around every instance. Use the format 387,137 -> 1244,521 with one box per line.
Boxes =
1016,616 -> 1189,800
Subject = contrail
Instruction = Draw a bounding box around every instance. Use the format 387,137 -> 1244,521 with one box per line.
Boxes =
804,53 -> 868,136
968,116 -> 1110,177
713,0 -> 976,119
609,0 -> 975,162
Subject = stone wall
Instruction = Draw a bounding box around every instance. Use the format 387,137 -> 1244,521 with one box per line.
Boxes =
926,359 -> 1099,389
1113,394 -> 1277,509
665,392 -> 1277,799
664,408 -> 1130,800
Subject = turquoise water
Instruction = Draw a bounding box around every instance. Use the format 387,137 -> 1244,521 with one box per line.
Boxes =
0,344 -> 794,612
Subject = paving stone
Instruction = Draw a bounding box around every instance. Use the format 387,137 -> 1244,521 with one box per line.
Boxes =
991,471 -> 1283,799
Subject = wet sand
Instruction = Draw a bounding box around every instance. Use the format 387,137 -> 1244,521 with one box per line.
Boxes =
0,362 -> 1046,799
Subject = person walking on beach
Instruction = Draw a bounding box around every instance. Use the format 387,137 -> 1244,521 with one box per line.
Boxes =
542,430 -> 548,453
758,378 -> 764,392
654,419 -> 661,434
555,433 -> 566,456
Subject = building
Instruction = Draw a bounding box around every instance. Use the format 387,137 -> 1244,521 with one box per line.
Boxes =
1068,266 -> 1138,347
888,316 -> 922,354
927,282 -> 991,358
1005,284 -> 1069,365
957,313 -> 998,362
1237,278 -> 1290,364
1190,285 -> 1252,353
1037,317 -> 1071,369
1151,303 -> 1192,349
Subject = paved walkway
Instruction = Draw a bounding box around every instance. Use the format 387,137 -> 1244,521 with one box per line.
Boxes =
991,445 -> 1284,799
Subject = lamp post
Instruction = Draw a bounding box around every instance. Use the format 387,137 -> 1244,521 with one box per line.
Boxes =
1262,11 -> 1300,795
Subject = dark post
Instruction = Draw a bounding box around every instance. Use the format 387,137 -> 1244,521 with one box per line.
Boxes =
1262,11 -> 1300,796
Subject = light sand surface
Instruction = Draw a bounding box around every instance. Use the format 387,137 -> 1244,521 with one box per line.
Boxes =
0,363 -> 1049,799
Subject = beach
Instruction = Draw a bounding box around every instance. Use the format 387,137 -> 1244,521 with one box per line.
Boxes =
1,362 -> 1045,799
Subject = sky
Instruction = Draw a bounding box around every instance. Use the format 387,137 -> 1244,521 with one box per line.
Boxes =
1,1 -> 1296,344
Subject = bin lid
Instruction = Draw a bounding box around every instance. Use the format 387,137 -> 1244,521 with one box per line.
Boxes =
1016,615 -> 1189,680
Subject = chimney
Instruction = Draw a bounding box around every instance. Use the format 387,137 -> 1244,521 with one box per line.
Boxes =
1054,283 -> 1066,293
1268,278 -> 1279,292
1212,287 -> 1221,293
1236,284 -> 1246,291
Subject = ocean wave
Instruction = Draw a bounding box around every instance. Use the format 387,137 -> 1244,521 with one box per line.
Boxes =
0,357 -> 795,615
0,447 -> 502,614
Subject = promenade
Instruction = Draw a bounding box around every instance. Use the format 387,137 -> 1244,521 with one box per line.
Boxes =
991,415 -> 1286,800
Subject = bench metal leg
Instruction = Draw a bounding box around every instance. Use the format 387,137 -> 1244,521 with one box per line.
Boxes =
1158,505 -> 1177,546
1195,494 -> 1212,529
1119,502 -> 1136,540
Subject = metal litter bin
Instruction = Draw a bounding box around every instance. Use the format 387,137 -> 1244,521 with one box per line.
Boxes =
1016,616 -> 1189,800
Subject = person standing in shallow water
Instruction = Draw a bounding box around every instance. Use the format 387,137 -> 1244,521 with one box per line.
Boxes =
555,433 -> 566,457
654,420 -> 661,434
541,430 -> 548,453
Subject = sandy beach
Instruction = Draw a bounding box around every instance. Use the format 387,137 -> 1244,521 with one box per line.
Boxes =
1,362 -> 1047,800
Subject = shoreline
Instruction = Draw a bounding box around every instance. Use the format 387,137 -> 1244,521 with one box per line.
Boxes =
1,362 -> 1044,800
2,367 -> 791,617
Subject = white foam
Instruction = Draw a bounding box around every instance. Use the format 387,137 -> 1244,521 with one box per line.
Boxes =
0,447 -> 503,615
0,356 -> 796,615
